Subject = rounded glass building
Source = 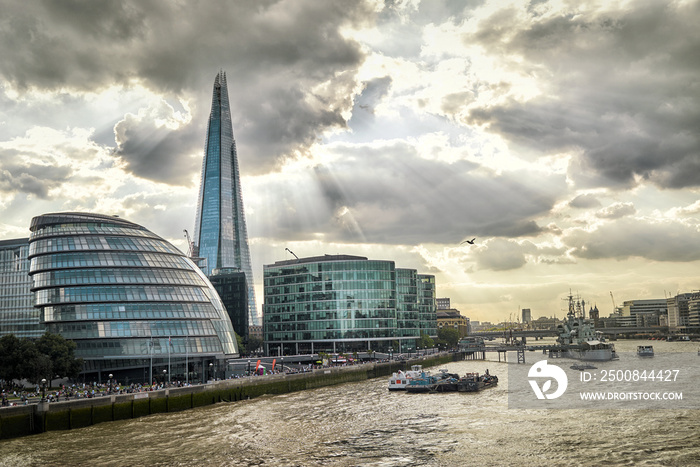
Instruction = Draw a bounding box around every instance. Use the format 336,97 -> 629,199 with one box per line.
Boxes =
28,212 -> 239,383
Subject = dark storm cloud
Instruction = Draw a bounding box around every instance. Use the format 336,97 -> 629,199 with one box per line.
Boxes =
0,151 -> 72,198
461,1 -> 700,190
564,218 -> 700,262
306,141 -> 564,245
113,108 -> 201,185
0,0 -> 376,182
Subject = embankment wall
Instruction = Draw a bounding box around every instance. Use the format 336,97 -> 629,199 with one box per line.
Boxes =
0,354 -> 458,440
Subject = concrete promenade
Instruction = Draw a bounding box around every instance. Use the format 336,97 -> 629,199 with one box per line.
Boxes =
0,353 -> 458,440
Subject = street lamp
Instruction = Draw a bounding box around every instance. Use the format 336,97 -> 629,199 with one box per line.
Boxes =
281,356 -> 284,374
40,378 -> 47,402
108,373 -> 113,394
209,362 -> 214,382
247,359 -> 251,377
163,369 -> 167,386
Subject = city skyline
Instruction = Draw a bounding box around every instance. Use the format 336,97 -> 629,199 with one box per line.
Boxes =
1,1 -> 699,322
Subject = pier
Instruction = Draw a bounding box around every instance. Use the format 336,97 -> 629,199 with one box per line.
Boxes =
462,343 -> 589,364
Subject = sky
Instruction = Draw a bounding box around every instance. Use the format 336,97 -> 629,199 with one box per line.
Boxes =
1,0 -> 699,323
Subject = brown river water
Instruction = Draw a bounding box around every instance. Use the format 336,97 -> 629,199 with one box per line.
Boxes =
1,339 -> 699,466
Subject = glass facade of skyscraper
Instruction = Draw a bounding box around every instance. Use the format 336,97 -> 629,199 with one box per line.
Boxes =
193,71 -> 258,328
418,274 -> 438,337
396,268 -> 420,351
263,255 -> 437,355
28,212 -> 239,382
0,238 -> 44,338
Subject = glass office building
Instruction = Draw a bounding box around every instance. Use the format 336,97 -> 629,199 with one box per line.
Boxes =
263,255 -> 437,355
28,212 -> 239,382
418,274 -> 438,337
0,238 -> 44,338
193,71 -> 258,327
396,268 -> 420,351
209,268 -> 249,341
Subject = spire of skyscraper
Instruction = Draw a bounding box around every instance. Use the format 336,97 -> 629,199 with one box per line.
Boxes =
194,71 -> 258,326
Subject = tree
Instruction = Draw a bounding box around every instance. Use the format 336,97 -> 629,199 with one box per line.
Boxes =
36,332 -> 83,382
0,334 -> 22,385
246,335 -> 263,355
418,333 -> 434,349
235,332 -> 246,355
437,327 -> 460,349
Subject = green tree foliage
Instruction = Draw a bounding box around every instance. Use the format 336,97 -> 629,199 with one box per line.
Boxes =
246,335 -> 263,355
0,334 -> 22,383
418,333 -> 434,349
235,332 -> 246,355
437,327 -> 461,349
0,333 -> 82,387
36,332 -> 83,381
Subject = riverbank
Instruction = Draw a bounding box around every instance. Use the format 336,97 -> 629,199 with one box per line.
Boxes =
0,353 -> 458,440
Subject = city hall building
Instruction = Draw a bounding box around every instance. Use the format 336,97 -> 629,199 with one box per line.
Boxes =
262,255 -> 437,356
27,212 -> 240,382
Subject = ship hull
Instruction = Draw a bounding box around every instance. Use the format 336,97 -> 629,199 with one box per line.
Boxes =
564,348 -> 614,361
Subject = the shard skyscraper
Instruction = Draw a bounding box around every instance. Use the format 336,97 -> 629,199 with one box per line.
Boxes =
194,71 -> 258,326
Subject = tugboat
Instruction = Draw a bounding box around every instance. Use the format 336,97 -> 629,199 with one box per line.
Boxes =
556,291 -> 617,362
637,345 -> 654,357
457,371 -> 498,392
388,365 -> 425,391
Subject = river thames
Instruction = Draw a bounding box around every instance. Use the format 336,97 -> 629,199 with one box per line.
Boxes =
1,339 -> 699,466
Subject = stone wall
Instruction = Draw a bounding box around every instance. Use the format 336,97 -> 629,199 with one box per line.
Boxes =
0,354 -> 457,440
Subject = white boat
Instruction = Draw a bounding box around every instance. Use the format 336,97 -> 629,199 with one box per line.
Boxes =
556,292 -> 617,362
637,345 -> 654,357
388,365 -> 425,391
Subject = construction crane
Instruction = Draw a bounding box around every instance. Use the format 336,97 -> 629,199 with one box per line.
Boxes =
610,291 -> 617,315
183,229 -> 195,258
285,248 -> 299,260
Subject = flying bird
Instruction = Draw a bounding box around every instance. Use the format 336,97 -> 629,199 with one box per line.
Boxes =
460,238 -> 476,245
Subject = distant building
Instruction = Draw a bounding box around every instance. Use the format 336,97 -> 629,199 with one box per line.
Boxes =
667,293 -> 693,331
621,299 -> 666,317
530,316 -> 559,331
437,309 -> 470,337
28,212 -> 240,382
521,308 -> 531,324
686,292 -> 700,333
436,298 -> 451,310
263,254 -> 436,355
0,238 -> 44,338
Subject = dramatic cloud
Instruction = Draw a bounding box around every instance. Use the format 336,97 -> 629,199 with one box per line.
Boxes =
595,202 -> 636,219
113,99 -> 200,185
1,0 -> 699,321
461,1 -> 700,190
0,0 -> 375,181
564,218 -> 700,262
568,194 -> 601,209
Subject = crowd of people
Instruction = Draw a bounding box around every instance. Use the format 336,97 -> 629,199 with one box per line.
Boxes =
1,356 -> 402,407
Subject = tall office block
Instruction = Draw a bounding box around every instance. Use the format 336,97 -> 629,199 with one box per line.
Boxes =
193,71 -> 258,327
209,268 -> 249,341
0,238 -> 43,338
417,274 -> 437,337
